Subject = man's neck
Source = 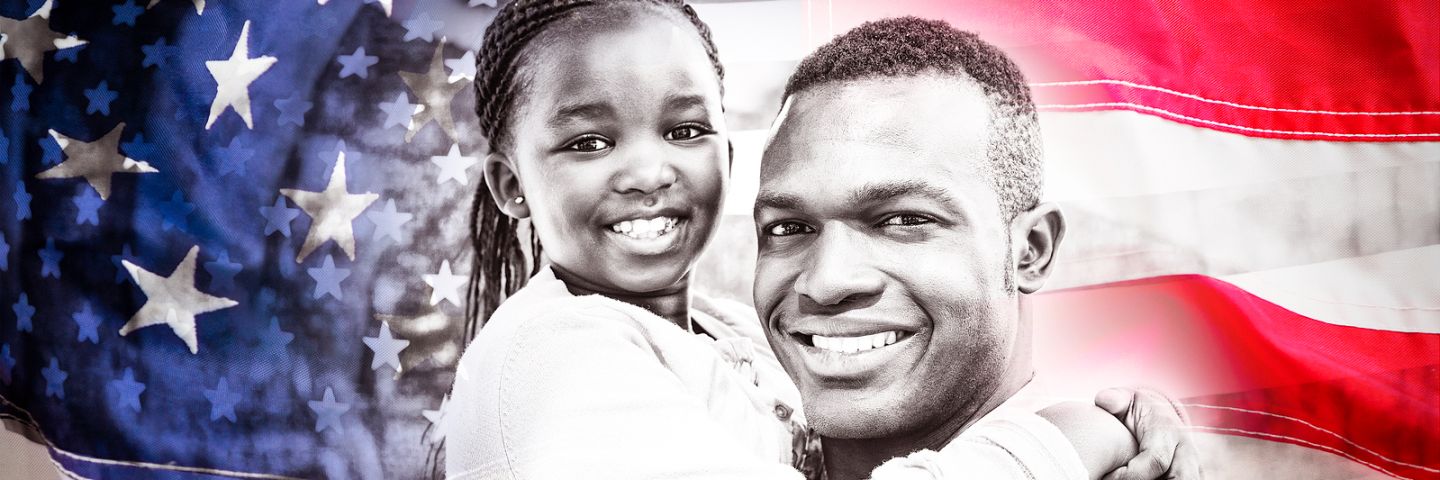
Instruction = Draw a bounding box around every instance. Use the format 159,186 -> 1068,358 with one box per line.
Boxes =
820,370 -> 1034,480
551,265 -> 693,329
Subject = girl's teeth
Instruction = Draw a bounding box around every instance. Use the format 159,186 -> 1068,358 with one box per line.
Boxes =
611,217 -> 678,239
811,331 -> 903,353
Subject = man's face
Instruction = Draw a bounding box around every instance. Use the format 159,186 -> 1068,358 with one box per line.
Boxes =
754,75 -> 1022,439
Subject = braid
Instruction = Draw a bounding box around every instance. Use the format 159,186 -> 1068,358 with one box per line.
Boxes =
464,0 -> 727,340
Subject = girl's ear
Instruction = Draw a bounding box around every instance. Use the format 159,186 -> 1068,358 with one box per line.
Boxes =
483,152 -> 529,218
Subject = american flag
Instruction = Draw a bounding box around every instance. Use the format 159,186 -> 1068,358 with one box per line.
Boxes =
1,0 -> 1437,479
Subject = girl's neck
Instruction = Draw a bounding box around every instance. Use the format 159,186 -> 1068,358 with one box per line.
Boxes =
550,265 -> 693,330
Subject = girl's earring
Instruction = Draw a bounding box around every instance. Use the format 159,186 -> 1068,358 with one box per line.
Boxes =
514,196 -> 525,205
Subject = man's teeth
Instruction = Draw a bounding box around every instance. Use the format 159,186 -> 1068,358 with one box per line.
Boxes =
610,217 -> 679,239
811,331 -> 901,353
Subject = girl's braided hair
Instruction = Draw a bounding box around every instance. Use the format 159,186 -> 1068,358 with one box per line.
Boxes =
464,0 -> 726,342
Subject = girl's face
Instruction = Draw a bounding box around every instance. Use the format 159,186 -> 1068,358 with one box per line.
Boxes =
494,12 -> 728,295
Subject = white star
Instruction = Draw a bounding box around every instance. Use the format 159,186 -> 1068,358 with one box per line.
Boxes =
398,41 -> 468,142
307,386 -> 350,433
147,0 -> 204,15
121,246 -> 238,354
0,0 -> 88,84
444,50 -> 475,83
430,143 -> 477,186
280,152 -> 378,263
205,20 -> 276,129
422,259 -> 466,307
362,321 -> 410,373
365,198 -> 412,243
35,124 -> 158,200
422,394 -> 449,440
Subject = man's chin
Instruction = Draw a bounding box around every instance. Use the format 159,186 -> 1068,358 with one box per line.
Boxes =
802,389 -> 914,439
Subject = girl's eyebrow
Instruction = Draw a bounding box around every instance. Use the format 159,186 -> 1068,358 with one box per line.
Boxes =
549,101 -> 615,128
664,93 -> 708,112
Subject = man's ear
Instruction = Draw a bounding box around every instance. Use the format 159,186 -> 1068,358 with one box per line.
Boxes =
1012,202 -> 1066,294
482,152 -> 529,219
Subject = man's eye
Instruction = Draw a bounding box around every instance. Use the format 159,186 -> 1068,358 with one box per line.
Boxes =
566,136 -> 612,152
881,214 -> 932,227
665,124 -> 710,141
765,221 -> 814,237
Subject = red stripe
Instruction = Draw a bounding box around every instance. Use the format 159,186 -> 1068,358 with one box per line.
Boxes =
1031,275 -> 1440,478
812,0 -> 1440,140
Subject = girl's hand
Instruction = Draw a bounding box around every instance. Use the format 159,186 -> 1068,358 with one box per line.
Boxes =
1094,387 -> 1205,480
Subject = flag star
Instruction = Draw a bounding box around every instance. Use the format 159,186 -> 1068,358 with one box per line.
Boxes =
469,0 -> 497,7
216,136 -> 254,177
84,80 -> 118,115
0,233 -> 8,270
280,152 -> 378,262
13,180 -> 32,219
377,91 -> 419,130
39,135 -> 62,164
141,37 -> 174,68
121,132 -> 156,162
363,321 -> 410,373
73,187 -> 102,225
431,143 -> 477,186
308,386 -> 350,433
53,33 -> 83,62
157,190 -> 194,231
422,394 -> 449,440
112,244 -> 133,283
336,46 -> 378,79
273,94 -> 311,127
204,377 -> 241,422
402,12 -> 442,42
259,195 -> 300,237
258,316 -> 293,353
110,367 -> 146,412
10,73 -> 32,112
38,237 -> 62,278
0,0 -> 89,83
399,42 -> 469,142
35,124 -> 159,200
205,20 -> 276,129
0,345 -> 14,385
423,259 -> 466,307
445,50 -> 476,82
147,0 -> 205,15
365,198 -> 412,243
307,254 -> 350,300
13,293 -> 35,332
122,246 -> 239,354
73,302 -> 102,344
203,249 -> 241,291
112,0 -> 143,26
42,357 -> 67,399
316,139 -> 362,165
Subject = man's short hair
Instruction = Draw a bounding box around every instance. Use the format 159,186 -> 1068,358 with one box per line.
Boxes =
783,16 -> 1042,219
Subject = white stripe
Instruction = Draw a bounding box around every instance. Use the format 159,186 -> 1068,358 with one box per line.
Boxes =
1180,403 -> 1439,473
1038,102 -> 1440,138
1032,80 -> 1440,116
1192,426 -> 1409,479
1221,245 -> 1440,333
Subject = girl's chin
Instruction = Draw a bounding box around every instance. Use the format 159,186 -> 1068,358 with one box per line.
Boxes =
600,262 -> 693,294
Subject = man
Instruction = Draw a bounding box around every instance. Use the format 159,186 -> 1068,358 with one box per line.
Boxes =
753,17 -> 1200,479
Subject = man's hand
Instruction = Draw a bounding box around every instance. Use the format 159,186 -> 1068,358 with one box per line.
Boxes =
1094,387 -> 1204,480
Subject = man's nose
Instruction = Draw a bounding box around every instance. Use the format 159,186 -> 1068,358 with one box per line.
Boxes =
613,140 -> 677,195
794,226 -> 884,308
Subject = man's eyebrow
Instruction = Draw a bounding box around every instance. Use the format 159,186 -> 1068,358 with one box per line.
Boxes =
754,191 -> 806,211
849,180 -> 959,207
548,102 -> 615,128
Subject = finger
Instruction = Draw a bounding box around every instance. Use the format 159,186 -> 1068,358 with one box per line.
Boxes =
1135,387 -> 1190,426
1096,388 -> 1137,416
1115,447 -> 1175,480
1166,439 -> 1205,480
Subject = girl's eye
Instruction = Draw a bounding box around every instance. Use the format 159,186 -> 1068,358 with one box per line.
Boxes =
665,124 -> 710,141
566,136 -> 612,152
765,221 -> 814,237
881,214 -> 932,227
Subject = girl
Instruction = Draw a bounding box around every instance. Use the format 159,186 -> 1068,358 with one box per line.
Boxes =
445,1 -> 1138,478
